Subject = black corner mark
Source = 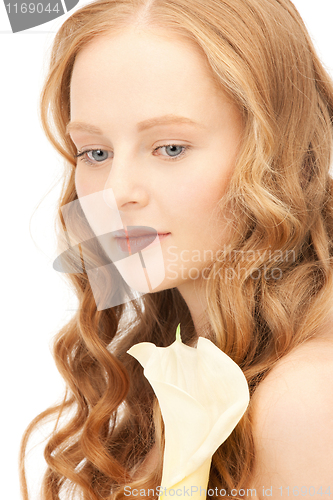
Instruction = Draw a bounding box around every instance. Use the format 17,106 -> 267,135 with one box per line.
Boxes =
4,0 -> 80,33
64,0 -> 78,9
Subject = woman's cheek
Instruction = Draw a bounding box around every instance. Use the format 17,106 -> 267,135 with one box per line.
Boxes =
74,166 -> 96,198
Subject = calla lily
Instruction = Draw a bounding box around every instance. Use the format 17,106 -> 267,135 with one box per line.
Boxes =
127,324 -> 250,496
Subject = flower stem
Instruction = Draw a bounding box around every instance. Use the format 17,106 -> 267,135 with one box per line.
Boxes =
176,323 -> 182,343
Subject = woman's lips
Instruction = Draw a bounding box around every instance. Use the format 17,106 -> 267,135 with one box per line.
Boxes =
115,233 -> 170,253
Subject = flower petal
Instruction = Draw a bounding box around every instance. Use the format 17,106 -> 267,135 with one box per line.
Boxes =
150,381 -> 210,487
127,341 -> 157,366
127,331 -> 250,489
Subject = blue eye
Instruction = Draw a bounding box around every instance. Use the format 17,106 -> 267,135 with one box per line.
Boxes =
87,150 -> 109,162
154,144 -> 189,161
74,149 -> 111,165
162,145 -> 184,157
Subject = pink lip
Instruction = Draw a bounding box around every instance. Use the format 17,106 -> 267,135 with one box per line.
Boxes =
115,233 -> 170,253
113,228 -> 158,238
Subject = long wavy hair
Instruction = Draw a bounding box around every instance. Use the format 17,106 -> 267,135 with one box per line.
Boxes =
19,0 -> 333,498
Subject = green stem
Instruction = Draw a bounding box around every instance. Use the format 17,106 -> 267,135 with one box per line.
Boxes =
176,323 -> 182,343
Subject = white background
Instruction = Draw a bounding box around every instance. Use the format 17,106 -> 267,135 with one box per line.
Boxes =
1,1 -> 333,498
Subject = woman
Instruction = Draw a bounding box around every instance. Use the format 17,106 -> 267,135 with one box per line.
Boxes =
20,0 -> 333,498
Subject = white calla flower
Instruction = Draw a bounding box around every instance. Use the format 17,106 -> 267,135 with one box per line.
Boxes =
127,324 -> 250,491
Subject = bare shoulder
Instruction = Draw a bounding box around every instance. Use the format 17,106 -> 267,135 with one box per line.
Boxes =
250,328 -> 333,498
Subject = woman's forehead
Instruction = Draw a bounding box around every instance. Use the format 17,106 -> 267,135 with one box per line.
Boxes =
70,28 -> 235,126
75,27 -> 226,95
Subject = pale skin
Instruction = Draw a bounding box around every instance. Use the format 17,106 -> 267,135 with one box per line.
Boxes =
250,325 -> 333,498
69,26 -> 242,335
69,26 -> 333,498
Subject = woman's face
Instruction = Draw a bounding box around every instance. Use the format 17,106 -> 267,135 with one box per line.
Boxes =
69,27 -> 243,298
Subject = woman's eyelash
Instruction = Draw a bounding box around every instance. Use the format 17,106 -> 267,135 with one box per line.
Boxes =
74,144 -> 191,165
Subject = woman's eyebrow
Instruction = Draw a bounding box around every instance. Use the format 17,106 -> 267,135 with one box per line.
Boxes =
137,114 -> 207,131
66,122 -> 105,136
66,115 -> 207,136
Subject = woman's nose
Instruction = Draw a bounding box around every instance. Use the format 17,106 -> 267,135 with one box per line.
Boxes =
102,153 -> 149,213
